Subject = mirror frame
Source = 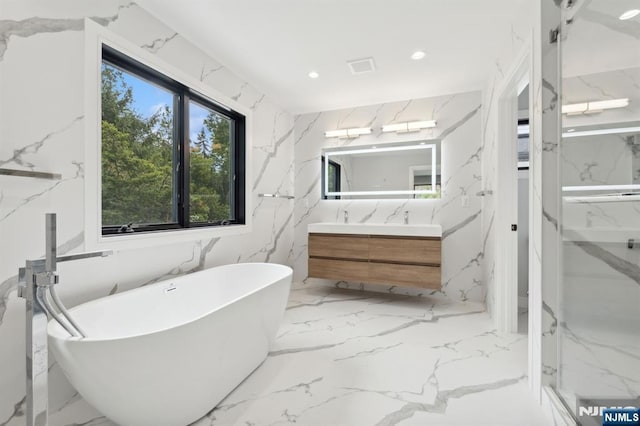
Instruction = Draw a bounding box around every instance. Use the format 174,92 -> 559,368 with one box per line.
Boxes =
323,142 -> 439,198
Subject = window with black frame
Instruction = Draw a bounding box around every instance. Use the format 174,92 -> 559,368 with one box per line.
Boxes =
413,174 -> 441,199
321,156 -> 341,200
100,45 -> 245,235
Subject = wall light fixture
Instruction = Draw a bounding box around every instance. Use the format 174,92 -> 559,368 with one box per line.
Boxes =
562,98 -> 629,115
324,127 -> 372,138
381,120 -> 436,133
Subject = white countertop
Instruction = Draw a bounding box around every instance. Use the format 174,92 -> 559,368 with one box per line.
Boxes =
308,222 -> 442,237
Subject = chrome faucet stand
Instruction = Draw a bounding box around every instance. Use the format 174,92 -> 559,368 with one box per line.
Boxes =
18,213 -> 112,426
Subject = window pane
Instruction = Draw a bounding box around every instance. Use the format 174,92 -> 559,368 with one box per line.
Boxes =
328,163 -> 338,192
414,176 -> 441,199
189,100 -> 233,223
101,62 -> 177,227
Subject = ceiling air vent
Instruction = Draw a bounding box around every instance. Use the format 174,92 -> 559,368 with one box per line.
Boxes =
347,57 -> 376,75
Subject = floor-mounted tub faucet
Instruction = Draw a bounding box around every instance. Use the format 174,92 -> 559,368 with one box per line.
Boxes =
343,210 -> 349,223
17,213 -> 112,426
404,211 -> 409,224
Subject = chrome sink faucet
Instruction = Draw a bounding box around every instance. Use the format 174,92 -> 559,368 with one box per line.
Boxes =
343,210 -> 349,223
404,210 -> 409,225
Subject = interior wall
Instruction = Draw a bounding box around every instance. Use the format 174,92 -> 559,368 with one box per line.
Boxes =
479,1 -> 562,416
562,67 -> 640,128
293,91 -> 485,302
563,133 -> 633,186
532,0 -> 563,407
0,1 -> 294,424
350,151 -> 433,193
479,1 -> 535,319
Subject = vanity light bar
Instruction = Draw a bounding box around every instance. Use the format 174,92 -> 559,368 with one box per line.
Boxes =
562,98 -> 629,115
381,120 -> 437,133
324,127 -> 372,138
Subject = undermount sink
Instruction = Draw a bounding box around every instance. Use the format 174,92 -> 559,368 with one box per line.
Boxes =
307,222 -> 442,237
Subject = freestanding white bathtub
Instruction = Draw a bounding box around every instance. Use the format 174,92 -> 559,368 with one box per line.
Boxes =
48,262 -> 292,426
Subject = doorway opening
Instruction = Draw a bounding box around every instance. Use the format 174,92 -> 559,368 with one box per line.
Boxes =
516,87 -> 530,335
495,49 -> 531,336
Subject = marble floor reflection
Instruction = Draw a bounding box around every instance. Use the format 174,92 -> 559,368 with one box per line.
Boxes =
193,284 -> 548,426
556,275 -> 640,415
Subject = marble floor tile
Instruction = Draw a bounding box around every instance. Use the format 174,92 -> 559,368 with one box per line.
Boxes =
51,285 -> 549,426
193,285 -> 549,426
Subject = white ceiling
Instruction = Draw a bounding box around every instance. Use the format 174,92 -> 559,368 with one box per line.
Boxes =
563,0 -> 640,78
138,0 -> 528,114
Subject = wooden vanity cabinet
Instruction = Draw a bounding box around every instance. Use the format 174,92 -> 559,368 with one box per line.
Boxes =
308,233 -> 441,289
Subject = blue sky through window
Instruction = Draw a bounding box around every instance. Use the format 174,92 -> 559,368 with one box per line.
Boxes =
189,101 -> 213,146
103,63 -> 208,145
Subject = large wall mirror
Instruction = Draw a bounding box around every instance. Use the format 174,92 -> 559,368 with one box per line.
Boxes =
322,140 -> 441,200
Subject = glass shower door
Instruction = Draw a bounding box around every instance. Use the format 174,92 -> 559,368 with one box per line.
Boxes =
558,0 -> 640,422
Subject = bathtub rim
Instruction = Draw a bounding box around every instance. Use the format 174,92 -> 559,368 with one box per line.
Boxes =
48,262 -> 292,343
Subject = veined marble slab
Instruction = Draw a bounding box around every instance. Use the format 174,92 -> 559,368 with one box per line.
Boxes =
50,284 -> 549,426
292,91 -> 485,303
308,222 -> 443,238
0,2 -> 296,424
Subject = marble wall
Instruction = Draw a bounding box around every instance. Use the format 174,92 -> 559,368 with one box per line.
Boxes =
5,0 -> 628,424
563,134 -> 633,187
563,67 -> 640,129
561,67 -> 640,224
535,0 -> 562,396
0,1 -> 294,424
292,92 -> 485,303
477,0 -> 549,408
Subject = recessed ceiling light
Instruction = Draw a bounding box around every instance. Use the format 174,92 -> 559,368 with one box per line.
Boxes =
308,71 -> 319,79
567,128 -> 575,133
619,9 -> 640,20
411,50 -> 426,60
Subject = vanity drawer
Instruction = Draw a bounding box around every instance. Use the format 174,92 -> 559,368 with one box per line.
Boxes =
309,233 -> 369,260
369,236 -> 441,265
309,258 -> 369,282
368,262 -> 441,289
